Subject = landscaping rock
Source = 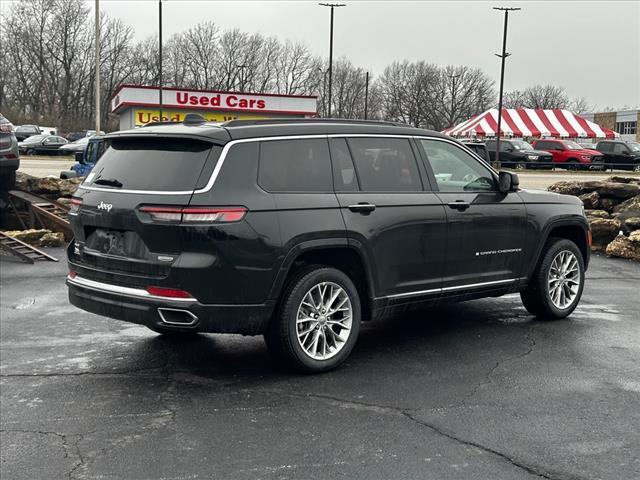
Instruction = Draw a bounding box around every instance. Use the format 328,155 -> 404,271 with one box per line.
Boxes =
58,177 -> 83,197
579,191 -> 600,209
38,232 -> 65,247
548,180 -> 604,196
585,209 -> 610,219
3,229 -> 51,246
624,217 -> 640,231
613,194 -> 640,215
630,230 -> 640,243
599,197 -> 618,213
598,182 -> 640,200
606,236 -> 640,261
589,218 -> 622,248
606,176 -> 640,186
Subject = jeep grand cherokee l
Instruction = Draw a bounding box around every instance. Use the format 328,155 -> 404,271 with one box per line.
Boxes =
66,118 -> 590,373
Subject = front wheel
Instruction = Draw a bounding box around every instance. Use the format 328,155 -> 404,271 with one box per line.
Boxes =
520,238 -> 585,319
265,266 -> 361,373
633,162 -> 640,173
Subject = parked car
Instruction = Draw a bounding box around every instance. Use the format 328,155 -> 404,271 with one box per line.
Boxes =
60,136 -> 106,179
66,118 -> 590,373
59,136 -> 91,155
595,140 -> 640,172
532,139 -> 605,170
86,129 -> 105,137
460,140 -> 490,162
66,131 -> 88,142
18,134 -> 68,155
14,124 -> 41,141
485,139 -> 553,169
0,113 -> 20,190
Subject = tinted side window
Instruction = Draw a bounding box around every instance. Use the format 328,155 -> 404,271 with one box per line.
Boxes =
258,138 -> 332,192
613,143 -> 628,154
420,139 -> 496,192
597,143 -> 612,153
347,137 -> 422,192
485,140 -> 496,150
329,138 -> 358,191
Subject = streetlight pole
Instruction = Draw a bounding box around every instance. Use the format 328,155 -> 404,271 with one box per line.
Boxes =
158,0 -> 163,120
364,71 -> 369,120
318,3 -> 345,118
448,73 -> 460,128
493,6 -> 520,167
94,0 -> 100,132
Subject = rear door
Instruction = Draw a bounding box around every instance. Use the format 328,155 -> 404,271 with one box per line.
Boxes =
332,136 -> 447,300
70,136 -> 222,283
418,138 -> 526,289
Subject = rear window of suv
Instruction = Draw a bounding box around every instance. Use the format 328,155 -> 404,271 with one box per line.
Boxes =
86,137 -> 221,192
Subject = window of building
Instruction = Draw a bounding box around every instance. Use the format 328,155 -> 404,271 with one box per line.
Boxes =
258,138 -> 332,192
347,137 -> 422,192
615,121 -> 637,135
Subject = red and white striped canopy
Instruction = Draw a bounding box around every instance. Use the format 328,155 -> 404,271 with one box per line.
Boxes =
443,108 -> 619,139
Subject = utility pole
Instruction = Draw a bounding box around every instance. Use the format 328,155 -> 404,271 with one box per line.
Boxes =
94,0 -> 100,133
158,0 -> 163,120
364,71 -> 369,120
318,3 -> 346,118
317,67 -> 329,117
448,73 -> 461,128
493,6 -> 520,167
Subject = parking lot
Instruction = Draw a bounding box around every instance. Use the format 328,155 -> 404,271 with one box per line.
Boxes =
1,248 -> 638,479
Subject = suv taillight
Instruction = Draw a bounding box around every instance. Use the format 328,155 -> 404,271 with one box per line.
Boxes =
139,206 -> 247,223
69,198 -> 83,214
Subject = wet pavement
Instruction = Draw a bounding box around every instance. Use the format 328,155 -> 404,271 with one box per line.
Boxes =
1,249 -> 639,480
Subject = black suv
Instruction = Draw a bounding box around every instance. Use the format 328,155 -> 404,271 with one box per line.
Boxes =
66,119 -> 590,373
485,139 -> 553,169
595,140 -> 640,171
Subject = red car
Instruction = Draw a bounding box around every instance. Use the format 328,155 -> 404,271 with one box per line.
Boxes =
532,139 -> 605,170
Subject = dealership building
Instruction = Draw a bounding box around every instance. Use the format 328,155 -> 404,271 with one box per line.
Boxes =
581,109 -> 639,142
111,85 -> 318,130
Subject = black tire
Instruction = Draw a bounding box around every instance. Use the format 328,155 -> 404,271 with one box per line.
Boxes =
146,325 -> 199,337
26,149 -> 36,156
566,159 -> 580,171
633,161 -> 640,173
264,265 -> 361,374
515,162 -> 526,171
520,238 -> 585,319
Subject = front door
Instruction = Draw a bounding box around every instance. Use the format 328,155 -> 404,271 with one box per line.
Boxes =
418,138 -> 527,290
330,136 -> 447,300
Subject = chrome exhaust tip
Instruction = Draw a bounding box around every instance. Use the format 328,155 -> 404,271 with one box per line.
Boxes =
157,308 -> 198,326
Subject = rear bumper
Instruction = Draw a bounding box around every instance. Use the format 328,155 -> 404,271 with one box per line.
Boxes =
67,275 -> 272,335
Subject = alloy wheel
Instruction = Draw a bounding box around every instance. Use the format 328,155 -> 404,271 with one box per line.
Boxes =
547,250 -> 581,309
295,281 -> 352,360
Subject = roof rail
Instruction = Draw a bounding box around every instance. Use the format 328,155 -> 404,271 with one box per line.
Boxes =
222,118 -> 410,128
143,121 -> 176,127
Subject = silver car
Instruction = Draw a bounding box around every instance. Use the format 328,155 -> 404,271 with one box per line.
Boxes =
0,113 -> 20,190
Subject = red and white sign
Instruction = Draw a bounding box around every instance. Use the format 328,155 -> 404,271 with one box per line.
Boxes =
112,85 -> 317,116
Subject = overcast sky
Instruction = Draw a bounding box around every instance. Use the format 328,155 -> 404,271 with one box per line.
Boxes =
5,0 -> 638,109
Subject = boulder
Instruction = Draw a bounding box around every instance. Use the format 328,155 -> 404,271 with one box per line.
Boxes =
579,191 -> 600,209
28,177 -> 61,195
548,180 -> 604,196
598,182 -> 640,200
606,176 -> 640,186
585,209 -> 610,219
3,229 -> 51,246
605,236 -> 640,261
613,194 -> 640,215
38,232 -> 65,247
58,177 -> 83,197
630,230 -> 640,243
599,197 -> 618,213
588,218 -> 622,248
624,217 -> 640,231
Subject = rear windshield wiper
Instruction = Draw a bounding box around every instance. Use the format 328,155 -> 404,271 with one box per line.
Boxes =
93,178 -> 123,188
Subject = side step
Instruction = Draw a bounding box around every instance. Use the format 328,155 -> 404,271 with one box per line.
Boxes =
0,231 -> 58,264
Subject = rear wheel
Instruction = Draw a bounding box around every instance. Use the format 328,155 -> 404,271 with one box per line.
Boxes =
520,238 -> 585,319
633,162 -> 640,173
265,266 -> 361,373
515,162 -> 526,171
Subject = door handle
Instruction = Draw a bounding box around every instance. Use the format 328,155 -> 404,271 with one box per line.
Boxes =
348,203 -> 376,214
447,201 -> 471,211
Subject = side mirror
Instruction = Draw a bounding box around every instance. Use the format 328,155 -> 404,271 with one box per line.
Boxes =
621,150 -> 630,155
504,147 -> 513,152
498,171 -> 519,193
75,151 -> 85,164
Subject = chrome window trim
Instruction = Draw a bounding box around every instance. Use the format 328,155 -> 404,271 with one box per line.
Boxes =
67,275 -> 197,303
379,277 -> 525,300
78,132 -> 481,195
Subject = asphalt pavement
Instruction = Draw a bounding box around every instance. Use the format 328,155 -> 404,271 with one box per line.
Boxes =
1,249 -> 639,480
